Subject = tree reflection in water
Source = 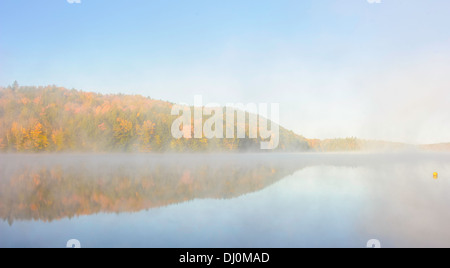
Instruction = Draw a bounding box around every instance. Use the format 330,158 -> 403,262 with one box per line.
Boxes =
0,154 -> 309,225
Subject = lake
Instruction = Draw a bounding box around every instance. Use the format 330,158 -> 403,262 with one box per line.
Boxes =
0,153 -> 449,248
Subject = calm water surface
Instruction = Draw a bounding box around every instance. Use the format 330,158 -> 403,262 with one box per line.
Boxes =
0,153 -> 449,248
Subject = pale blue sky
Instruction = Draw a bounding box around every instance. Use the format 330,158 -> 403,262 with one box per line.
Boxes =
1,0 -> 449,143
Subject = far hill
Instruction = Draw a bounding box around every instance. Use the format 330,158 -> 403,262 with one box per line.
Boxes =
307,138 -> 417,152
421,143 -> 450,152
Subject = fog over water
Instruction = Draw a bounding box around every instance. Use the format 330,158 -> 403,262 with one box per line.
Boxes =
0,153 -> 449,247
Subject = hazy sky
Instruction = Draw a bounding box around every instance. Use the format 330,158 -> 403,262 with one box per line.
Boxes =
1,0 -> 449,144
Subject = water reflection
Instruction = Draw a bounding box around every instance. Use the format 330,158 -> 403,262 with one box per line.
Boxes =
0,154 -> 310,224
1,153 -> 449,247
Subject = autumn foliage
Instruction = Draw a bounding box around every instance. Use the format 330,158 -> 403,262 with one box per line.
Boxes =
0,85 -> 310,152
0,85 -> 177,152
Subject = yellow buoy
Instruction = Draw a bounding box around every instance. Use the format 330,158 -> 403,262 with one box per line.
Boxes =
433,172 -> 438,179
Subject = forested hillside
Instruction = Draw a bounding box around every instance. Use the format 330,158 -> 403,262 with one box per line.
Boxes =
0,85 -> 309,152
2,84 -> 446,153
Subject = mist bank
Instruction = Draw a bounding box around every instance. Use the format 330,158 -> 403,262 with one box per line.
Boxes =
2,153 -> 448,224
0,85 -> 448,153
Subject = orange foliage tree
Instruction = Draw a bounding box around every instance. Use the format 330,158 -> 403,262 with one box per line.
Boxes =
29,122 -> 49,151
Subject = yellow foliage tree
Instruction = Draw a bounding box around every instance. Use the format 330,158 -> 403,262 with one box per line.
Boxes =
51,129 -> 65,151
113,118 -> 133,147
10,123 -> 26,151
136,120 -> 155,151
